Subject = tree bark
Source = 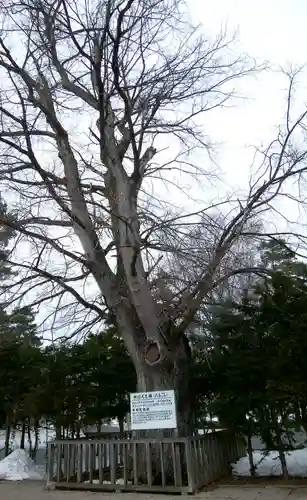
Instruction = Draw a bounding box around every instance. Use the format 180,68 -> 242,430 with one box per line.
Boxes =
128,334 -> 192,485
136,335 -> 192,435
247,433 -> 255,476
55,422 -> 61,440
118,417 -> 124,435
27,419 -> 32,456
299,404 -> 307,434
276,424 -> 288,479
20,421 -> 26,449
4,418 -> 11,457
32,419 -> 39,460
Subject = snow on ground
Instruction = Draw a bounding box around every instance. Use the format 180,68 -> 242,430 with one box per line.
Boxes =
0,449 -> 44,481
232,448 -> 307,477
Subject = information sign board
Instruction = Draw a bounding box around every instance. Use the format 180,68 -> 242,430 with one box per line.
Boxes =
130,390 -> 177,430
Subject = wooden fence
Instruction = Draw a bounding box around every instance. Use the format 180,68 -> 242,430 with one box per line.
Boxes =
84,431 -> 133,440
46,431 -> 246,494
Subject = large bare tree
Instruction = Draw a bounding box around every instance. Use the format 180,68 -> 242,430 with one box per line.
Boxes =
0,0 -> 306,437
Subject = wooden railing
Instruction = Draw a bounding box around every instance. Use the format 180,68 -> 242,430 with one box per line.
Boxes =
188,431 -> 246,491
84,431 -> 133,440
46,431 -> 246,494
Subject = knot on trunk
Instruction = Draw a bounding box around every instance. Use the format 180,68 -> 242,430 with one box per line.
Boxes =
145,341 -> 161,365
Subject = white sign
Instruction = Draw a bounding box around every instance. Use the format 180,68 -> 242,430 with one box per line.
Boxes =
130,390 -> 177,430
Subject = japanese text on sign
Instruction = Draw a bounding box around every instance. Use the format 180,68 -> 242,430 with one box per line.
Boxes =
130,390 -> 177,430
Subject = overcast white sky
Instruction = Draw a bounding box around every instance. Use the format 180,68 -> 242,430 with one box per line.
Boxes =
188,0 -> 307,189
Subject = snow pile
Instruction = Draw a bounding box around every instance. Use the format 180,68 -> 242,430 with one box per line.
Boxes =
232,448 -> 307,477
0,449 -> 44,481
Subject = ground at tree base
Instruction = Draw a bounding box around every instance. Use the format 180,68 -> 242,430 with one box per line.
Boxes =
1,481 -> 307,500
221,476 -> 307,486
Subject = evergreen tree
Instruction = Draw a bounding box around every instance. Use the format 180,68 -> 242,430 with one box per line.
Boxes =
194,241 -> 307,477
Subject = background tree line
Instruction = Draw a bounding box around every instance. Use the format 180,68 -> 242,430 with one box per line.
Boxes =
0,265 -> 136,458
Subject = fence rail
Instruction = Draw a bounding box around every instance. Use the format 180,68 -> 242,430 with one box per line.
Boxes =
84,431 -> 133,440
46,431 -> 246,494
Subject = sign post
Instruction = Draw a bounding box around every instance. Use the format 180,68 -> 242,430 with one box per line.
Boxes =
130,390 -> 177,430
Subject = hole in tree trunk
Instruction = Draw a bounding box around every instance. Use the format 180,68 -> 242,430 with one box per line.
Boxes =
145,342 -> 160,364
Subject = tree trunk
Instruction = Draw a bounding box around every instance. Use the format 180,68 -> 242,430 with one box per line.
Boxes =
299,404 -> 307,434
27,419 -> 32,457
4,418 -> 11,457
130,335 -> 192,485
136,334 -> 192,431
118,417 -> 124,435
247,433 -> 255,476
276,424 -> 288,479
32,419 -> 39,460
55,422 -> 61,440
261,427 -> 275,450
20,421 -> 26,449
